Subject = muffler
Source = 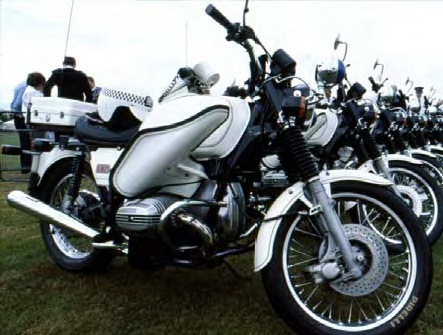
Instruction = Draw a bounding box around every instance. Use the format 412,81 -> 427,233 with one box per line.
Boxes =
7,190 -> 99,239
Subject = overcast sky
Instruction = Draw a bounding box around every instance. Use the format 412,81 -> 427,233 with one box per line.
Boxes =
1,0 -> 442,109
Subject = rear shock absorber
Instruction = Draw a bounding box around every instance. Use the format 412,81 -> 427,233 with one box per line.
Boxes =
65,152 -> 85,212
277,124 -> 319,183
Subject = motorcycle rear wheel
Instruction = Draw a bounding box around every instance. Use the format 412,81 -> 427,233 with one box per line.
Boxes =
261,181 -> 432,335
37,160 -> 115,271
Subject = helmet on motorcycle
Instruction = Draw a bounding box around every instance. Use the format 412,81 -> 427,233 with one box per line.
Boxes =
378,86 -> 396,107
316,57 -> 346,87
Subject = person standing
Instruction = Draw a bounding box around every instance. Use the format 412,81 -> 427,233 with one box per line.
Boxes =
21,72 -> 46,112
10,81 -> 27,112
43,56 -> 93,102
15,72 -> 45,173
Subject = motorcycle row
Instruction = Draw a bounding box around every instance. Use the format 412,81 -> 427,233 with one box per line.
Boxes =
4,3 -> 443,335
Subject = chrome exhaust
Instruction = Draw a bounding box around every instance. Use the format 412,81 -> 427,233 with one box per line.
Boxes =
7,190 -> 99,239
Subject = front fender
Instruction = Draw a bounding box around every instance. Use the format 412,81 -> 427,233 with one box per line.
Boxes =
386,153 -> 423,166
429,146 -> 443,156
410,149 -> 438,159
254,169 -> 392,272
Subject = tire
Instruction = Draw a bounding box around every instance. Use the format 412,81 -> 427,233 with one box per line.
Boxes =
410,152 -> 443,187
389,159 -> 443,245
36,160 -> 115,271
261,181 -> 432,335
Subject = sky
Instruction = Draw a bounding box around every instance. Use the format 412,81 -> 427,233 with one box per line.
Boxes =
1,0 -> 443,109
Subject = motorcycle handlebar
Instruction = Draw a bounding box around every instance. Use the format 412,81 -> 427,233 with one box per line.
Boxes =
205,5 -> 235,32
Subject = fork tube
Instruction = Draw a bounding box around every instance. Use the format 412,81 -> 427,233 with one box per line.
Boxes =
307,177 -> 363,279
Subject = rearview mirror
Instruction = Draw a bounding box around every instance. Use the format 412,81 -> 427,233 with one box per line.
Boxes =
333,34 -> 348,61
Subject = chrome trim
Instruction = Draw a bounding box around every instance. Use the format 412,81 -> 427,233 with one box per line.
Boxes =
7,190 -> 99,239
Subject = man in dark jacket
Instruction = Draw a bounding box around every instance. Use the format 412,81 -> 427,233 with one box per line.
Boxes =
44,56 -> 93,102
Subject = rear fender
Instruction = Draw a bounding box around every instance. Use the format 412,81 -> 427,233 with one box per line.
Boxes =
254,169 -> 392,272
35,148 -> 78,183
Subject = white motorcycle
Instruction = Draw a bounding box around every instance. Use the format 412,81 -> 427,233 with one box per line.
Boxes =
7,4 -> 432,335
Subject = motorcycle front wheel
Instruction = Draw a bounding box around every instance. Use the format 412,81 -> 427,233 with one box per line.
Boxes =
389,159 -> 443,245
261,181 -> 432,335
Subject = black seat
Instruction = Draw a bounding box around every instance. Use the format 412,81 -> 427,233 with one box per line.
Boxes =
74,107 -> 141,147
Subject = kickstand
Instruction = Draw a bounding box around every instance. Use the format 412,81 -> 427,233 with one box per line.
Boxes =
222,260 -> 253,282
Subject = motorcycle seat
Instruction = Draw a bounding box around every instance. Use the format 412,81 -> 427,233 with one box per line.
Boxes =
74,107 -> 141,147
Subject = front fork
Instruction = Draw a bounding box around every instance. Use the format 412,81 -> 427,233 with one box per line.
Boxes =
306,177 -> 363,280
278,124 -> 363,281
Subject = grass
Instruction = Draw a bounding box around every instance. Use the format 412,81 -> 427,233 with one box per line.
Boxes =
0,179 -> 442,335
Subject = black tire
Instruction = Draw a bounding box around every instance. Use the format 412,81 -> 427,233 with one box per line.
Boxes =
410,152 -> 443,187
389,159 -> 443,245
36,160 -> 115,272
261,181 -> 432,335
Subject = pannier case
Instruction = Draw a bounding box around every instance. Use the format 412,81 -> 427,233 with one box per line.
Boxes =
27,97 -> 97,132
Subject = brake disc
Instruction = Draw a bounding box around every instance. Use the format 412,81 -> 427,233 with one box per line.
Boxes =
330,224 -> 389,297
396,184 -> 423,216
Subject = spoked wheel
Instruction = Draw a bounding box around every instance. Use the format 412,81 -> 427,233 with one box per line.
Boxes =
410,152 -> 443,186
389,160 -> 443,244
261,181 -> 432,335
38,161 -> 115,271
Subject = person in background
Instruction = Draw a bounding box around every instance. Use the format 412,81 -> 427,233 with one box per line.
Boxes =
87,76 -> 102,104
14,72 -> 45,173
44,56 -> 92,102
21,72 -> 46,113
10,81 -> 27,112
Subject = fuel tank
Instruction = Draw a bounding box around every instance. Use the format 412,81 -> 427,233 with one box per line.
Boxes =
112,94 -> 250,198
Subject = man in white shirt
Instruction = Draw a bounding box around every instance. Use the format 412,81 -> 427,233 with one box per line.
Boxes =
21,72 -> 46,113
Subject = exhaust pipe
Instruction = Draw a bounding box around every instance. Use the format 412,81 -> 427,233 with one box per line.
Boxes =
7,190 -> 99,239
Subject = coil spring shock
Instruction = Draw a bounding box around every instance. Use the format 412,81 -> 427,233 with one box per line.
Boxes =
393,130 -> 408,152
278,125 -> 319,183
67,153 -> 85,208
360,127 -> 382,160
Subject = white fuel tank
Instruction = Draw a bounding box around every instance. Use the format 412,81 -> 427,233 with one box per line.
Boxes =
305,108 -> 338,147
113,94 -> 248,198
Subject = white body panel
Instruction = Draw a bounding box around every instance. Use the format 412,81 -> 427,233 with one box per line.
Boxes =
29,97 -> 97,128
90,148 -> 123,186
142,94 -> 250,160
113,100 -> 228,198
305,108 -> 338,147
254,169 -> 392,272
193,96 -> 250,160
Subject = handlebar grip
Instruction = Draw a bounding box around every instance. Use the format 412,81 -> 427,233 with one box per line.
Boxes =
368,76 -> 376,86
205,4 -> 234,31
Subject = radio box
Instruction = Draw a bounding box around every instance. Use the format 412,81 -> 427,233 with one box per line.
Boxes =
28,97 -> 97,133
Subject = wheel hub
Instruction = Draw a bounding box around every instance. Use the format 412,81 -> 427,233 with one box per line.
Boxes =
330,224 -> 389,297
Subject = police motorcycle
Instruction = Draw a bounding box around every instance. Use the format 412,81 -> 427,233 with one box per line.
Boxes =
264,47 -> 443,244
6,3 -> 432,335
341,57 -> 443,245
368,65 -> 443,187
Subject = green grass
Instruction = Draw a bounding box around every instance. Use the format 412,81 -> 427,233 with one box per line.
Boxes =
0,181 -> 442,335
